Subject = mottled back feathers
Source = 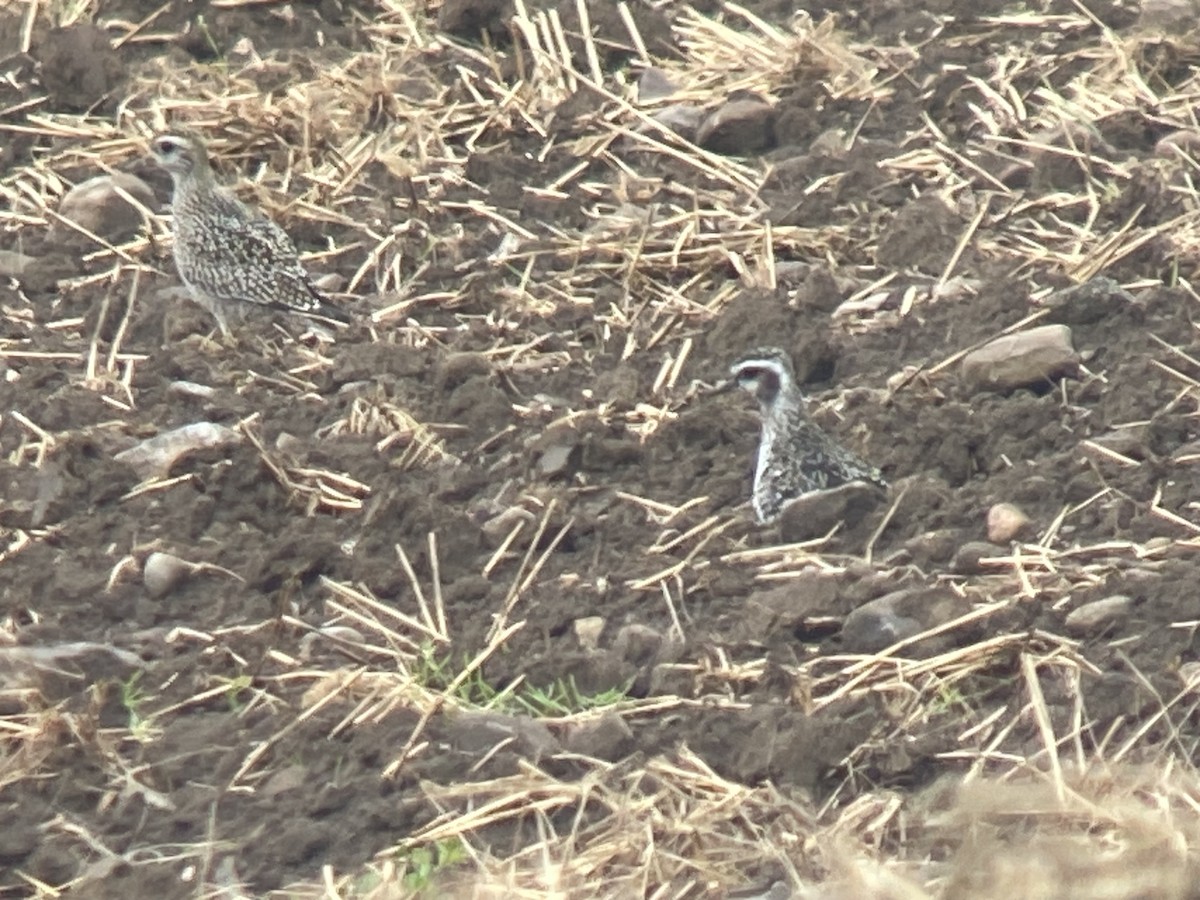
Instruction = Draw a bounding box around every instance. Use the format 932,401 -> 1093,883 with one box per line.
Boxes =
730,346 -> 885,523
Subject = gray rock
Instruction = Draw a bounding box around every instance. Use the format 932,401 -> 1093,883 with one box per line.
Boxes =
114,422 -> 242,480
697,97 -> 776,155
142,551 -> 196,599
987,502 -> 1033,544
650,104 -> 705,142
778,481 -> 886,542
638,66 -> 679,102
55,172 -> 155,243
536,442 -> 577,478
573,616 -> 606,651
841,588 -> 969,654
961,324 -> 1079,392
563,710 -> 635,761
167,380 -> 217,400
443,711 -> 560,760
953,541 -> 1004,574
1064,595 -> 1132,636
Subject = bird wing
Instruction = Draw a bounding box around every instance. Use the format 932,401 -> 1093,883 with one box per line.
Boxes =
190,192 -> 331,313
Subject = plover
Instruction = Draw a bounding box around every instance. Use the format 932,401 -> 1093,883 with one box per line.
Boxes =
728,346 -> 885,523
150,133 -> 348,337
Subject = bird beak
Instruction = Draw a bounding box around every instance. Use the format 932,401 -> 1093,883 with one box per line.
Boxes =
708,378 -> 738,396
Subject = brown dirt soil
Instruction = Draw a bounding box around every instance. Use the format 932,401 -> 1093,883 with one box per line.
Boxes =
4,0 -> 1200,896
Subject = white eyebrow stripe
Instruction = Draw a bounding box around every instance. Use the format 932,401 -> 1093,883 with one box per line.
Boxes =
730,358 -> 790,380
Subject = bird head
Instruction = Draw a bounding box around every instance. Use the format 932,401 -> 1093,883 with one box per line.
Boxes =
150,134 -> 207,182
728,347 -> 797,408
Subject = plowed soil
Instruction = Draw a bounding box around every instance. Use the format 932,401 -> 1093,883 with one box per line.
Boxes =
4,0 -> 1200,896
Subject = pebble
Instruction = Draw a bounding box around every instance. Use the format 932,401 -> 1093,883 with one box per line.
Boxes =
1064,595 -> 1131,636
167,380 -> 217,400
443,711 -> 560,760
142,551 -> 197,599
840,594 -> 923,652
114,422 -> 242,480
961,324 -> 1079,393
536,441 -> 577,478
840,588 -> 969,654
648,104 -> 705,142
573,616 -> 606,651
696,97 -> 776,155
637,66 -> 679,102
778,481 -> 884,542
55,172 -> 155,243
987,502 -> 1033,544
480,506 -> 536,546
563,710 -> 635,761
952,540 -> 1003,575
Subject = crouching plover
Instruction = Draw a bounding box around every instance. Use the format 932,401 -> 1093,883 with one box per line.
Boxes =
150,133 -> 349,337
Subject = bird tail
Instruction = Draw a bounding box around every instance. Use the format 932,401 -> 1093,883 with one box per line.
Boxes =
303,281 -> 351,326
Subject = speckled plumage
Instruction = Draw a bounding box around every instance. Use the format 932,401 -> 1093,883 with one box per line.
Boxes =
730,346 -> 885,523
150,134 -> 348,336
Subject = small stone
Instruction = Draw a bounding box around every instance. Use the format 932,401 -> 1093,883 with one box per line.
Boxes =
563,710 -> 635,761
114,422 -> 242,480
649,104 -> 704,142
166,380 -> 217,400
987,503 -> 1033,544
142,551 -> 196,599
841,588 -> 971,654
574,616 -> 606,651
961,324 -> 1079,393
953,541 -> 1003,574
638,66 -> 679,102
444,711 -> 560,760
55,172 -> 155,243
480,506 -> 536,546
696,97 -> 776,155
1064,595 -> 1131,636
777,481 -> 885,542
536,442 -> 577,478
299,626 -> 366,658
901,530 -> 960,566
